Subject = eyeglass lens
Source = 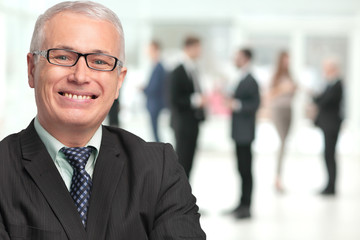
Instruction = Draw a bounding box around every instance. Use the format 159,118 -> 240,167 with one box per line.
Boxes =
48,49 -> 116,71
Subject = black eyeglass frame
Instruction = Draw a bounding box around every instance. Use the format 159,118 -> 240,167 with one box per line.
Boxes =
32,48 -> 123,72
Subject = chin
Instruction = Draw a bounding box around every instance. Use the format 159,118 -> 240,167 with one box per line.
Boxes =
54,109 -> 108,129
59,115 -> 96,128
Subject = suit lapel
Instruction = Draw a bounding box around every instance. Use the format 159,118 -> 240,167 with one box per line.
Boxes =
21,121 -> 87,239
86,127 -> 126,240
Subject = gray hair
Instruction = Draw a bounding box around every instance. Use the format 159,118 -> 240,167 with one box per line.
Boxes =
30,1 -> 125,61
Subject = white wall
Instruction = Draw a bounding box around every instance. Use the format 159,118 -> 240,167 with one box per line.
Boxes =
0,14 -> 6,134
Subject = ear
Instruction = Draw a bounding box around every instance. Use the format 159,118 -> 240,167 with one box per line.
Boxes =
115,67 -> 127,99
27,53 -> 36,88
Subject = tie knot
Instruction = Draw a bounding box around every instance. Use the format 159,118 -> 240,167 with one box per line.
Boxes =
60,147 -> 93,170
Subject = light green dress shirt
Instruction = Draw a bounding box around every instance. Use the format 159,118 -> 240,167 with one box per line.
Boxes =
34,117 -> 102,191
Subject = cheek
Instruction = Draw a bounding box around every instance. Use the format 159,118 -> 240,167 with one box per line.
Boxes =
107,83 -> 119,100
104,74 -> 122,98
35,69 -> 62,101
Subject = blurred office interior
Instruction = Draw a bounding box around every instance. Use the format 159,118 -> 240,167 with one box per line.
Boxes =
1,0 -> 360,239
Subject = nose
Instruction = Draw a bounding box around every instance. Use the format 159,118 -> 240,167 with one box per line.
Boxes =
70,56 -> 90,84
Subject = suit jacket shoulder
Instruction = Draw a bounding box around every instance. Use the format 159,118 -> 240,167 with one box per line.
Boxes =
231,73 -> 260,144
144,62 -> 166,99
233,73 -> 260,114
234,74 -> 258,96
169,64 -> 194,111
314,79 -> 343,130
89,125 -> 206,239
314,79 -> 343,109
172,64 -> 187,76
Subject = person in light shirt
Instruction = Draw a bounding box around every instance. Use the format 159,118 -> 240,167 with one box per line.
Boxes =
169,36 -> 206,179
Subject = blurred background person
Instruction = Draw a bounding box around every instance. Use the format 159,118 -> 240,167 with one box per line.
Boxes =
169,36 -> 206,179
108,96 -> 121,127
226,48 -> 260,219
268,51 -> 297,193
143,40 -> 167,142
313,57 -> 343,196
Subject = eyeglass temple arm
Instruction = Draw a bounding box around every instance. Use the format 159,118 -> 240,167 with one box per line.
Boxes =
32,50 -> 47,58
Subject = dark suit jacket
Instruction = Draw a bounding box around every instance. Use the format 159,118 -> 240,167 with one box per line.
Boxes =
144,62 -> 167,113
0,121 -> 206,240
314,79 -> 343,132
231,73 -> 260,144
169,64 -> 205,131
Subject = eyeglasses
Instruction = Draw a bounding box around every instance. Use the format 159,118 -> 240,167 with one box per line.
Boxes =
32,48 -> 123,72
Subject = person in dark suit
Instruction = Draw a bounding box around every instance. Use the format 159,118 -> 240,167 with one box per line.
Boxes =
0,1 -> 206,239
108,97 -> 120,127
314,58 -> 343,196
143,40 -> 167,142
227,48 -> 260,219
169,36 -> 206,179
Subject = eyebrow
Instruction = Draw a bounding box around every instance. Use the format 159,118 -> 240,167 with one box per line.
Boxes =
53,45 -> 111,55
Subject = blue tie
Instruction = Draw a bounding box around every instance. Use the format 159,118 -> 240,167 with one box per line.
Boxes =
60,147 -> 93,227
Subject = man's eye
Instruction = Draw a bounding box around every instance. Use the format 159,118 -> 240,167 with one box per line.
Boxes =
94,60 -> 107,65
55,55 -> 69,61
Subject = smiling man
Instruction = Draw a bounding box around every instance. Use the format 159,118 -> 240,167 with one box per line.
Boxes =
0,1 -> 206,240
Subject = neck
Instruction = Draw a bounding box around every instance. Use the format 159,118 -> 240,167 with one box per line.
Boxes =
242,62 -> 250,70
184,52 -> 196,61
152,59 -> 160,65
151,55 -> 160,63
39,119 -> 99,147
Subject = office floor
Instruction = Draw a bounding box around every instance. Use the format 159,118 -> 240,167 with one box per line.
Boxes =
191,149 -> 360,240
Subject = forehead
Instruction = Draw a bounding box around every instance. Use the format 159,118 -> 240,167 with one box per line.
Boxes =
43,11 -> 121,55
323,60 -> 336,69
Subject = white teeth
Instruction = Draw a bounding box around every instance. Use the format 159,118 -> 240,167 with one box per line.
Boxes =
63,93 -> 92,100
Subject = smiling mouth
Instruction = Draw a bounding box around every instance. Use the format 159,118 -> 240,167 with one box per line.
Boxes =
59,92 -> 98,100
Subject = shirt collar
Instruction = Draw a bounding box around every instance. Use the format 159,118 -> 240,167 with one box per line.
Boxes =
34,117 -> 102,160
